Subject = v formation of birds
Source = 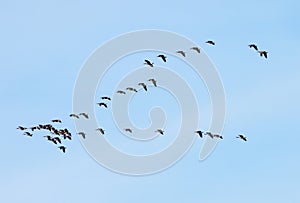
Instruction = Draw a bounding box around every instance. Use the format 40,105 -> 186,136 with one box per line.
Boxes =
18,40 -> 266,153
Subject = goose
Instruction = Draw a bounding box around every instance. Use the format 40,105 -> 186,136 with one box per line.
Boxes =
148,78 -> 157,87
79,113 -> 89,119
58,146 -> 66,153
155,129 -> 164,135
236,134 -> 247,141
77,132 -> 86,139
176,50 -> 186,57
138,82 -> 147,91
157,54 -> 167,62
194,130 -> 204,138
126,87 -> 138,92
69,113 -> 80,119
97,102 -> 108,108
144,59 -> 154,67
190,47 -> 201,53
248,44 -> 258,51
206,40 -> 215,45
96,128 -> 105,135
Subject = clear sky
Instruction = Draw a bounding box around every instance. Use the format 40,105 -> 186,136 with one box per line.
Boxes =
1,0 -> 300,202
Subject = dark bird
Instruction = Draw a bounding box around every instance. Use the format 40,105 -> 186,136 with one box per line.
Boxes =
53,137 -> 62,144
50,138 -> 58,145
205,132 -> 214,139
23,132 -> 33,137
62,134 -> 72,140
101,96 -> 111,101
148,78 -> 157,87
144,59 -> 154,67
194,130 -> 204,138
30,126 -> 40,131
70,113 -> 80,119
126,87 -> 138,92
248,44 -> 258,51
77,132 -> 86,139
213,134 -> 223,139
79,113 -> 89,119
236,134 -> 247,141
58,146 -> 66,153
17,126 -> 27,131
97,102 -> 108,108
206,40 -> 215,45
176,50 -> 186,57
51,119 -> 62,123
258,50 -> 268,59
124,128 -> 132,133
116,90 -> 126,95
190,47 -> 201,53
96,128 -> 105,135
138,82 -> 147,91
157,54 -> 167,62
155,129 -> 164,135
43,135 -> 52,140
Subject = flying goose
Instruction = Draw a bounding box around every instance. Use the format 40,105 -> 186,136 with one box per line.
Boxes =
126,87 -> 138,92
190,47 -> 201,53
138,82 -> 147,91
58,146 -> 66,153
97,102 -> 108,108
194,130 -> 204,138
155,129 -> 164,135
236,134 -> 247,141
144,59 -> 154,67
148,78 -> 157,87
96,128 -> 105,135
248,44 -> 258,51
79,113 -> 89,119
157,54 -> 167,62
69,113 -> 80,119
206,40 -> 215,45
77,132 -> 86,139
176,50 -> 186,57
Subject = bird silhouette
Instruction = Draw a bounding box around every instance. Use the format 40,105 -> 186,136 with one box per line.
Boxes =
96,128 -> 105,135
194,130 -> 204,138
236,134 -> 247,141
51,119 -> 62,123
148,79 -> 157,87
77,132 -> 86,139
126,87 -> 138,92
205,132 -> 214,139
157,54 -> 167,62
138,83 -> 147,91
124,128 -> 132,133
155,129 -> 164,135
30,126 -> 40,131
58,146 -> 66,153
69,113 -> 80,119
101,96 -> 111,101
258,50 -> 268,59
116,90 -> 126,94
97,102 -> 108,108
53,137 -> 62,144
190,47 -> 201,53
176,50 -> 186,57
62,134 -> 72,140
248,44 -> 258,51
24,132 -> 33,137
144,59 -> 154,67
213,134 -> 223,139
17,126 -> 27,131
206,40 -> 215,45
79,113 -> 89,119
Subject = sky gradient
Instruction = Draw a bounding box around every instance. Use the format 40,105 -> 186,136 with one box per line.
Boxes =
1,0 -> 300,202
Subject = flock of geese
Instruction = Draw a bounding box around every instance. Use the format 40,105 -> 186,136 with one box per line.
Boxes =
18,40 -> 266,153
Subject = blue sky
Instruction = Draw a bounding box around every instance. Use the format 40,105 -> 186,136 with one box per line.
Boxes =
1,0 -> 300,202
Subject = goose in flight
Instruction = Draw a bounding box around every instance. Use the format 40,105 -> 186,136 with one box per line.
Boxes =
23,132 -> 33,137
138,82 -> 147,91
79,113 -> 89,119
124,128 -> 132,133
176,50 -> 186,57
17,126 -> 27,131
53,137 -> 62,144
213,134 -> 223,139
70,113 -> 80,119
236,134 -> 247,141
77,132 -> 86,139
58,146 -> 66,153
126,87 -> 138,92
62,134 -> 72,140
194,130 -> 204,138
248,44 -> 258,51
101,96 -> 111,101
30,126 -> 40,131
258,50 -> 268,59
144,59 -> 154,67
97,102 -> 108,108
205,132 -> 214,139
148,78 -> 157,87
96,128 -> 105,135
116,90 -> 126,95
155,129 -> 164,135
206,40 -> 215,45
157,54 -> 167,62
190,47 -> 201,53
51,119 -> 62,123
